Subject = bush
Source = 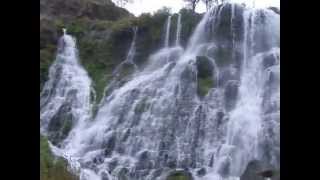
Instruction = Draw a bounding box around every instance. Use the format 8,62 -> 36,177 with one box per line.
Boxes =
40,135 -> 78,180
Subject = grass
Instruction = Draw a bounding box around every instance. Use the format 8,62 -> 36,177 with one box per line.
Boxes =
40,135 -> 78,180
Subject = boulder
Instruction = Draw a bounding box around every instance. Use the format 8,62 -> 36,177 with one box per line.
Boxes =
136,150 -> 154,170
263,53 -> 279,69
240,160 -> 266,180
195,56 -> 216,98
47,101 -> 74,146
104,134 -> 117,156
101,171 -> 110,180
218,66 -> 239,86
196,56 -> 214,78
196,167 -> 207,177
268,7 -> 280,15
117,167 -> 129,180
240,160 -> 279,180
224,80 -> 239,111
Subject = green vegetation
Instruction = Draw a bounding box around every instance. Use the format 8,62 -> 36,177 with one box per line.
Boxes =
61,118 -> 73,138
197,77 -> 214,97
40,0 -> 202,104
196,56 -> 215,97
40,135 -> 78,180
179,9 -> 203,47
166,171 -> 193,180
40,47 -> 55,91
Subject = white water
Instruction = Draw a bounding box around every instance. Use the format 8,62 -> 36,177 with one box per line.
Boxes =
40,30 -> 93,136
175,13 -> 182,46
41,3 -> 279,180
113,27 -> 139,75
212,7 -> 280,178
125,27 -> 138,68
164,15 -> 172,48
40,30 -> 95,177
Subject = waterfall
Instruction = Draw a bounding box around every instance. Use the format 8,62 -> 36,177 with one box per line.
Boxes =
212,7 -> 280,178
40,29 -> 93,147
113,27 -> 139,75
40,3 -> 279,180
125,27 -> 138,67
164,15 -> 172,48
175,13 -> 182,46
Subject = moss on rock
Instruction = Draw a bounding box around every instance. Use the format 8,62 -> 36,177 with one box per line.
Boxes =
196,56 -> 216,98
197,77 -> 215,98
166,170 -> 193,180
40,135 -> 78,180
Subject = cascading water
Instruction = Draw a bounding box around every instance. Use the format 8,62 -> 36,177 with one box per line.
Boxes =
164,15 -> 172,48
208,6 -> 280,179
40,3 -> 279,180
40,29 -> 93,146
175,13 -> 182,46
113,27 -> 139,75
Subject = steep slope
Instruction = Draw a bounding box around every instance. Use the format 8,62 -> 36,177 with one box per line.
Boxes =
41,2 -> 279,180
40,1 -> 203,179
40,1 -> 279,180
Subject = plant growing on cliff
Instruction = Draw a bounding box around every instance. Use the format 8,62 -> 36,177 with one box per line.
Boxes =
40,136 -> 78,180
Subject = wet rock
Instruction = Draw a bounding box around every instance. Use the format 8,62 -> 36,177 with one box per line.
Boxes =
263,53 -> 278,69
93,155 -> 104,164
209,154 -> 215,167
104,134 -> 117,156
209,3 -> 245,63
196,56 -> 214,78
149,168 -> 163,179
180,157 -> 193,169
217,156 -> 231,177
196,167 -> 207,177
136,150 -> 153,170
195,56 -> 216,98
218,66 -> 239,86
167,160 -> 177,169
117,167 -> 129,180
101,171 -> 110,180
181,63 -> 197,82
268,7 -> 280,15
240,160 -> 278,180
47,102 -> 74,145
224,80 -> 239,111
108,158 -> 118,172
165,62 -> 177,73
212,46 -> 233,67
121,128 -> 131,142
